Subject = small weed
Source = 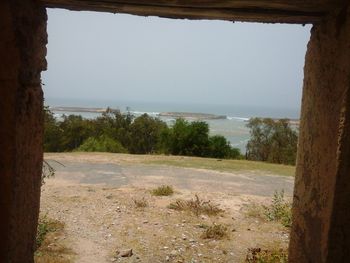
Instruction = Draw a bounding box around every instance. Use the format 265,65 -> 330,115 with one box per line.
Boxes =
35,215 -> 73,263
201,223 -> 228,239
245,190 -> 292,228
264,190 -> 292,228
245,247 -> 288,263
36,215 -> 62,249
151,185 -> 174,196
168,195 -> 223,216
133,197 -> 148,208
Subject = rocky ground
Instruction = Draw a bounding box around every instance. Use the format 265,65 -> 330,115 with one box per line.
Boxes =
38,153 -> 293,263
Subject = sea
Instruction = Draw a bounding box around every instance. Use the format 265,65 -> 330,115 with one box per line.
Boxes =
45,97 -> 300,153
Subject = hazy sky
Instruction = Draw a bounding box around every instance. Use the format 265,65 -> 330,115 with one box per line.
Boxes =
43,9 -> 311,109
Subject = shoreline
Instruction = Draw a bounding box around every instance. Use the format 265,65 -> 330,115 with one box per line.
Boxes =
49,106 -> 299,124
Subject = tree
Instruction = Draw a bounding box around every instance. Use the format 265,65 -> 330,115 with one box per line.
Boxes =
246,118 -> 298,165
43,107 -> 63,152
129,114 -> 168,154
58,115 -> 92,151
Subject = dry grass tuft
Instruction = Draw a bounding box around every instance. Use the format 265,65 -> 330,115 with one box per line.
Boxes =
133,197 -> 148,208
168,194 -> 224,216
201,223 -> 228,239
151,185 -> 174,196
245,247 -> 288,263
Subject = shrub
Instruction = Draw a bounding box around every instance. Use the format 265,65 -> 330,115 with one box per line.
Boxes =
264,190 -> 292,228
245,190 -> 292,228
201,223 -> 228,239
151,185 -> 174,196
168,195 -> 223,216
77,135 -> 127,153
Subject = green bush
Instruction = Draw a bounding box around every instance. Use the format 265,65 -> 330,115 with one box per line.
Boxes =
264,190 -> 292,228
77,135 -> 127,153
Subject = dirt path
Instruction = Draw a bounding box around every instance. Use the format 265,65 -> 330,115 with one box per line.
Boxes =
39,153 -> 294,263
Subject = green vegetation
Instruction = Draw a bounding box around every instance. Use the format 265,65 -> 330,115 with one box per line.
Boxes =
245,247 -> 288,263
246,118 -> 298,165
201,223 -> 228,239
264,190 -> 292,228
44,107 -> 241,159
151,185 -> 174,196
35,215 -> 73,263
146,158 -> 295,177
36,215 -> 55,249
168,195 -> 223,216
245,190 -> 292,228
45,107 -> 298,165
77,135 -> 127,153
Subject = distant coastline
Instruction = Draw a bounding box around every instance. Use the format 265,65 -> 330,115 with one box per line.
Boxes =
159,112 -> 226,120
49,106 -> 299,124
50,106 -> 116,113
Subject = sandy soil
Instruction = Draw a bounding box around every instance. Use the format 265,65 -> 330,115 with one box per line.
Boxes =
39,153 -> 293,263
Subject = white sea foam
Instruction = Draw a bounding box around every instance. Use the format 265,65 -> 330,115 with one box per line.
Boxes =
227,116 -> 250,121
130,111 -> 160,116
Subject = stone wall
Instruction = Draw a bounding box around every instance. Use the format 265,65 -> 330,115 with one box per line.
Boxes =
0,1 -> 47,262
289,4 -> 350,262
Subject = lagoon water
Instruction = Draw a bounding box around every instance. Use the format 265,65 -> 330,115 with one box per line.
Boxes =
45,97 -> 300,153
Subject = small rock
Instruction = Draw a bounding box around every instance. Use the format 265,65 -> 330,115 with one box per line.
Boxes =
165,255 -> 170,261
119,249 -> 133,257
143,220 -> 149,224
182,234 -> 187,240
170,250 -> 178,256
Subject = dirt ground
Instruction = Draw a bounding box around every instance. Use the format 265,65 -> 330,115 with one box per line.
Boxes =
39,153 -> 293,263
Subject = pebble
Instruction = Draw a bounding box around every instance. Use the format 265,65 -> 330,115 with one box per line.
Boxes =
119,249 -> 133,257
